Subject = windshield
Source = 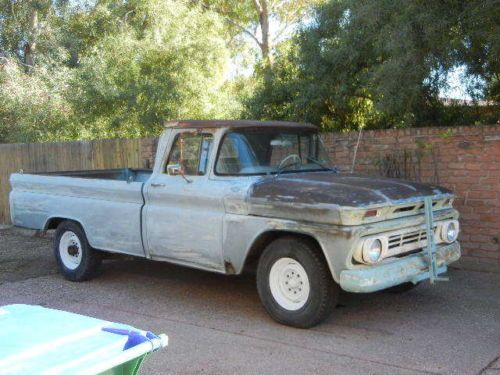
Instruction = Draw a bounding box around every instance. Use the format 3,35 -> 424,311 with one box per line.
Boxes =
215,129 -> 334,175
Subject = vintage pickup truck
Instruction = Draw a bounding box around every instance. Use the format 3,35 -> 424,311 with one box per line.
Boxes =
9,120 -> 461,328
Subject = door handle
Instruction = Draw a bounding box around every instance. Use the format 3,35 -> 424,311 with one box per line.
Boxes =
151,183 -> 166,187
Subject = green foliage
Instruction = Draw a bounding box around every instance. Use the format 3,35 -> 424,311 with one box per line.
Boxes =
0,0 -> 498,143
200,0 -> 322,59
0,59 -> 74,143
439,129 -> 453,140
247,0 -> 500,130
0,0 -> 241,142
70,0 -> 236,138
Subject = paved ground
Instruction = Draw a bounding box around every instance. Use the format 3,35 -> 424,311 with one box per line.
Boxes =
0,227 -> 499,375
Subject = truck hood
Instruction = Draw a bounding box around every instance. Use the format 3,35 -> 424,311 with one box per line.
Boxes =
245,172 -> 454,225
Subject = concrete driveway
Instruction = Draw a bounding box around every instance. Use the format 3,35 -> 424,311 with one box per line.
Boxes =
0,227 -> 499,375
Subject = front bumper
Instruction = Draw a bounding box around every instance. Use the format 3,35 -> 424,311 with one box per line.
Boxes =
339,242 -> 461,293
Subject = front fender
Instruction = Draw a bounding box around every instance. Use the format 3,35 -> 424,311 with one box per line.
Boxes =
222,214 -> 356,282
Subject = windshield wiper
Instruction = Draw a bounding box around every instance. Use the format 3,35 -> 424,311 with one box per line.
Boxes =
274,154 -> 302,177
306,157 -> 338,173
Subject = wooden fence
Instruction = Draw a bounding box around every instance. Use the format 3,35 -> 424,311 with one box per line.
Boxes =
0,138 -> 146,224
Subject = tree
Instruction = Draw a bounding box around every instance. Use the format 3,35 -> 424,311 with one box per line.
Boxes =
0,0 -> 242,142
247,0 -> 500,130
69,0 -> 238,138
0,57 -> 73,142
0,0 -> 69,70
199,0 -> 321,67
0,0 -> 75,142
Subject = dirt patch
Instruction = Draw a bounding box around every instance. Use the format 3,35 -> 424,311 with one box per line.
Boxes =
0,228 -> 57,283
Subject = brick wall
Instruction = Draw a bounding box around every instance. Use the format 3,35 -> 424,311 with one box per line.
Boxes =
142,125 -> 499,272
322,125 -> 500,272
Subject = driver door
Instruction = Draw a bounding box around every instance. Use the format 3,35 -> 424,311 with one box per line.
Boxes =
143,130 -> 225,272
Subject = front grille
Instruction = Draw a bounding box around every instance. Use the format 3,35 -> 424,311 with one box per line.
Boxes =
385,226 -> 439,257
393,204 -> 421,213
390,199 -> 445,217
353,216 -> 454,264
388,229 -> 427,249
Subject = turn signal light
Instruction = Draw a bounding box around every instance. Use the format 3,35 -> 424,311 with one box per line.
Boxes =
364,209 -> 378,218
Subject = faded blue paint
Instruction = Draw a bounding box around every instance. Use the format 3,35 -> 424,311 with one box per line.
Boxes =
424,196 -> 449,283
339,242 -> 461,293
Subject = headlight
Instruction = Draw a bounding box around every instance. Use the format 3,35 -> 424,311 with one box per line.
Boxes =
363,238 -> 383,263
353,236 -> 388,264
440,220 -> 459,243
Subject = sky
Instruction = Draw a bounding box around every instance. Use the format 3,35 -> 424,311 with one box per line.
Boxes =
439,66 -> 480,101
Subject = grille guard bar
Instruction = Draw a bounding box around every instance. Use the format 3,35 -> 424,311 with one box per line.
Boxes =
424,196 -> 449,284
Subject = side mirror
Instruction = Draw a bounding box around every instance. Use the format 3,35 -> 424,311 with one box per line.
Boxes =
166,164 -> 181,176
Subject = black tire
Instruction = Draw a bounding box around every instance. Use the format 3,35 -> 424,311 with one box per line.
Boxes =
54,220 -> 101,281
385,282 -> 420,293
256,236 -> 339,328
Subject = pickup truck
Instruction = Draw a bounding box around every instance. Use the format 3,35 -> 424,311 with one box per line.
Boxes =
9,120 -> 461,328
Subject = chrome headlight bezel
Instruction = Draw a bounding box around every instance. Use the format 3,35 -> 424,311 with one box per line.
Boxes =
354,236 -> 388,264
440,220 -> 459,243
364,239 -> 382,263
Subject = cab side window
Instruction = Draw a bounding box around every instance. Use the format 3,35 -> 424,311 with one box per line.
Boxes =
166,133 -> 213,175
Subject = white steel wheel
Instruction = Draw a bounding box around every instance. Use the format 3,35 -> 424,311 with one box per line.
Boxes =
269,257 -> 311,311
257,236 -> 339,328
54,220 -> 101,281
58,231 -> 83,270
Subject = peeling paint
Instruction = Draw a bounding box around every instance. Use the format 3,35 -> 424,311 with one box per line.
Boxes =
340,242 -> 461,293
247,172 -> 454,225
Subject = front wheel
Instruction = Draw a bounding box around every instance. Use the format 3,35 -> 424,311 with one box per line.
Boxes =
256,237 -> 339,328
54,220 -> 101,281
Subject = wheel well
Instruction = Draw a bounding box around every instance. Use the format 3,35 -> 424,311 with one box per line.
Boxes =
45,217 -> 82,231
243,230 -> 325,272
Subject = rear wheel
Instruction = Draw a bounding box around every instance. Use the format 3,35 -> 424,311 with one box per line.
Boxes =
54,220 -> 101,281
256,236 -> 339,328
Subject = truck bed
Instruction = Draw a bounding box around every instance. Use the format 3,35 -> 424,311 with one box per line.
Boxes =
9,168 -> 150,257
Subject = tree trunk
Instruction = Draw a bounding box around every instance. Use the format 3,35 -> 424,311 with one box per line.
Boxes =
253,0 -> 272,67
24,4 -> 39,72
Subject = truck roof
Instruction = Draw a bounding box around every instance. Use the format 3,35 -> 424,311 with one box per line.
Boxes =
164,120 -> 317,130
